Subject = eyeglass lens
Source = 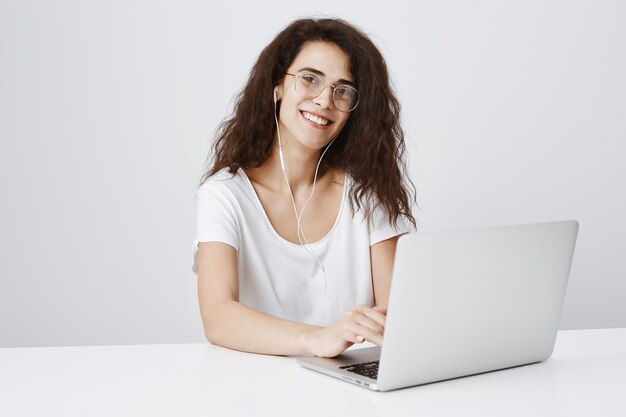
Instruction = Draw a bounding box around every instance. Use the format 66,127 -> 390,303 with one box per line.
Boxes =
295,72 -> 358,112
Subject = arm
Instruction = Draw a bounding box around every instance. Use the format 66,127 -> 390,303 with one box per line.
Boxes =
370,235 -> 400,307
197,241 -> 318,356
197,241 -> 387,357
352,235 -> 400,347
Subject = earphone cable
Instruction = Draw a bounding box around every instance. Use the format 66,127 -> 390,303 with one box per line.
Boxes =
274,99 -> 339,318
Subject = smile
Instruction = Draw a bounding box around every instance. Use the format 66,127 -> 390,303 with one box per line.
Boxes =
301,111 -> 330,126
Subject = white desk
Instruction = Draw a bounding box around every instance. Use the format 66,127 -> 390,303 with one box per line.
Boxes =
1,328 -> 625,417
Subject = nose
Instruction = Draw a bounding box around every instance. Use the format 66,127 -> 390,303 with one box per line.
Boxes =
312,85 -> 334,110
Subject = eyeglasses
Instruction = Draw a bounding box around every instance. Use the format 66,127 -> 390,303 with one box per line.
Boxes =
285,71 -> 359,113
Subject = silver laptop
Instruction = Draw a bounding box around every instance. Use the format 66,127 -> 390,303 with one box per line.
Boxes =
297,220 -> 579,391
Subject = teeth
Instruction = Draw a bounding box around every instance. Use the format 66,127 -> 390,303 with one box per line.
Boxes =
302,112 -> 329,126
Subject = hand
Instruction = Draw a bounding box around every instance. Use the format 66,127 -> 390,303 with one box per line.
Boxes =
304,305 -> 387,358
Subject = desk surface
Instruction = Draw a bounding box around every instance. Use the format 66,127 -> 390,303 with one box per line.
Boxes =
1,328 -> 625,417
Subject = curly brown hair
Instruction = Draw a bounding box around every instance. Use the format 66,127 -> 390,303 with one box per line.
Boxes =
201,18 -> 416,229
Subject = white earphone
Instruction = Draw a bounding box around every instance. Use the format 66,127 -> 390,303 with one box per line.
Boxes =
272,85 -> 338,317
273,87 -> 285,171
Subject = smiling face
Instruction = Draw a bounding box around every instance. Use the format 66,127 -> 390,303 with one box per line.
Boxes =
275,41 -> 353,153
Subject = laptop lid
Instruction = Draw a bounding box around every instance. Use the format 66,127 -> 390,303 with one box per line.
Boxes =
376,220 -> 579,391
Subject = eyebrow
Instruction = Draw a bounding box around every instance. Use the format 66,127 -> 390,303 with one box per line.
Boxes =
297,67 -> 356,87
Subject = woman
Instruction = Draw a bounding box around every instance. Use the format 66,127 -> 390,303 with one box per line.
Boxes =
193,18 -> 416,357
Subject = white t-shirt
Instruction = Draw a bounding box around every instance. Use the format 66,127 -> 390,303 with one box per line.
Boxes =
193,168 -> 410,326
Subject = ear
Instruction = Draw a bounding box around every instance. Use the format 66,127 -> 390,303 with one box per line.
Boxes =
274,86 -> 282,102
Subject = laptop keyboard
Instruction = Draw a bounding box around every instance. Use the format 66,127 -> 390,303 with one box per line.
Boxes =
339,360 -> 379,380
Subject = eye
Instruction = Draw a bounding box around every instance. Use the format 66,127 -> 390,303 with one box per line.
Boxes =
300,73 -> 320,85
336,86 -> 356,100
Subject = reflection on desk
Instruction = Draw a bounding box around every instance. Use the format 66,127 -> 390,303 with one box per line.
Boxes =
1,328 -> 625,417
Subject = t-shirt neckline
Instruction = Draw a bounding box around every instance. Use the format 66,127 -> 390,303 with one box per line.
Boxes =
238,167 -> 348,248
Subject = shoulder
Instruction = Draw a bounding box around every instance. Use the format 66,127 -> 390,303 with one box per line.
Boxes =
196,168 -> 254,219
197,168 -> 248,199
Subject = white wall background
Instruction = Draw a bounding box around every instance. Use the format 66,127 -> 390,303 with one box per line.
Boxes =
1,0 -> 624,347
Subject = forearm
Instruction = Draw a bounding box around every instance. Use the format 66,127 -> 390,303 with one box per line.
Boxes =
203,300 -> 321,356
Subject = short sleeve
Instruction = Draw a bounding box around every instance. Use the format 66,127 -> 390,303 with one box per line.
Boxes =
369,203 -> 412,246
192,180 -> 240,274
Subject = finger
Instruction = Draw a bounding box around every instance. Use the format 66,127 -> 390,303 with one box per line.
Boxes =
345,322 -> 384,346
352,311 -> 385,335
344,308 -> 385,337
355,305 -> 387,328
342,329 -> 365,344
373,305 -> 387,315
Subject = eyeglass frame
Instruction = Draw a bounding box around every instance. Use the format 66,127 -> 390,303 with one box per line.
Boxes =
284,71 -> 360,113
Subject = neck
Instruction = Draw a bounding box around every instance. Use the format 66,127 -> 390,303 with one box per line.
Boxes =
273,139 -> 326,191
